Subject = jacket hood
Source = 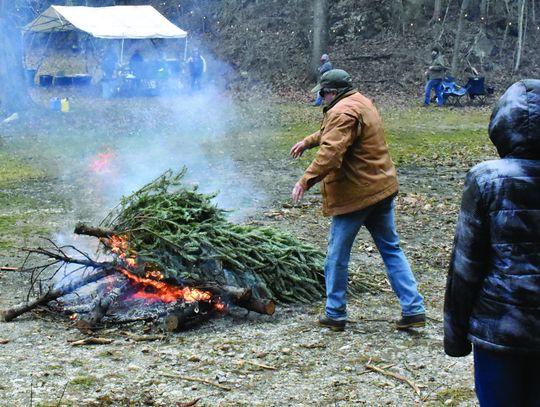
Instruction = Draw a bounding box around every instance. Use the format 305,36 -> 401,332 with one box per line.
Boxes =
488,79 -> 540,159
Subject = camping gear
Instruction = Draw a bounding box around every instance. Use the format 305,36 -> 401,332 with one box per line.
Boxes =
464,77 -> 494,105
25,69 -> 37,86
24,5 -> 188,67
441,76 -> 467,106
440,76 -> 494,106
72,74 -> 91,86
53,76 -> 72,86
49,98 -> 61,111
39,74 -> 53,87
60,98 -> 70,112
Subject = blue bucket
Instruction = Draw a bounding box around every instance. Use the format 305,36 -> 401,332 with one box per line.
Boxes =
25,69 -> 37,86
49,98 -> 61,111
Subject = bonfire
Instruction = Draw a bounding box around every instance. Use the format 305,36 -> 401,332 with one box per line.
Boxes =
0,169 -> 328,331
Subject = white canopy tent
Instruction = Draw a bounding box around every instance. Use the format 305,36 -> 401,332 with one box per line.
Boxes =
24,5 -> 188,66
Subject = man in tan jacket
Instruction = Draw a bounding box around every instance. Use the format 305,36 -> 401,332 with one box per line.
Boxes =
290,69 -> 425,331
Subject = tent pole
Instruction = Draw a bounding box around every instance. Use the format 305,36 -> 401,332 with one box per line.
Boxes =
120,38 -> 124,65
36,32 -> 52,74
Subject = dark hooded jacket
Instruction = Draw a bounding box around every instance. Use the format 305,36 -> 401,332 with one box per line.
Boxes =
444,79 -> 540,357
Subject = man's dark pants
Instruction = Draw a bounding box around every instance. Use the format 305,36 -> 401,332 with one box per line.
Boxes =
474,346 -> 540,406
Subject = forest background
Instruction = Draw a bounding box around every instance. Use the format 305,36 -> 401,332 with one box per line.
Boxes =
1,0 -> 540,113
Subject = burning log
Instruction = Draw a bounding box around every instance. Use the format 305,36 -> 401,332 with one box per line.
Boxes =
164,301 -> 214,332
74,223 -> 278,316
205,284 -> 275,315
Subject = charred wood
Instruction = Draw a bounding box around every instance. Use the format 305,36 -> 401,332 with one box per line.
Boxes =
233,296 -> 276,315
1,267 -> 117,322
204,284 -> 276,315
164,301 -> 214,332
74,223 -> 115,238
76,286 -> 123,331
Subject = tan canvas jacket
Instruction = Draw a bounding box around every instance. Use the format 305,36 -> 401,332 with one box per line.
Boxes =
299,90 -> 398,216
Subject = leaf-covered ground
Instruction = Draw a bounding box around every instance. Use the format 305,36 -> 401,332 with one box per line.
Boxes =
0,88 -> 495,406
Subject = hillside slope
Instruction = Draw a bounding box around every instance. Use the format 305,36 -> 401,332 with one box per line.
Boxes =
173,0 -> 540,102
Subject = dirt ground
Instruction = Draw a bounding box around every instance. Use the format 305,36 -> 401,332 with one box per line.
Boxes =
0,89 -> 487,406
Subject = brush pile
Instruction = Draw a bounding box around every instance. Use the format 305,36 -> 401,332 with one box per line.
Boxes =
96,168 -> 326,303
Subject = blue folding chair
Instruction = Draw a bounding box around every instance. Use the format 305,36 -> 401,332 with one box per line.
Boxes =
441,76 -> 467,106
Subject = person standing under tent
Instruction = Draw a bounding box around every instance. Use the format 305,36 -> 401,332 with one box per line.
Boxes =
186,48 -> 206,91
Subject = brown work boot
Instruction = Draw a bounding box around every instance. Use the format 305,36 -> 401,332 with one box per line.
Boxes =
395,314 -> 426,330
317,314 -> 346,331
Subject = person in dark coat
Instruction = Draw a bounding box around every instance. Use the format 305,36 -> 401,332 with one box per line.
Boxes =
101,47 -> 118,80
313,54 -> 333,106
444,79 -> 540,406
186,48 -> 206,91
423,47 -> 446,106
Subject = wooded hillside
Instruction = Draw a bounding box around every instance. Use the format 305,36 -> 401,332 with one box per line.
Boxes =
1,0 -> 539,107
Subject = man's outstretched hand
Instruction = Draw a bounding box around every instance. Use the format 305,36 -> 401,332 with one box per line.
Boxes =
292,182 -> 305,203
289,141 -> 306,159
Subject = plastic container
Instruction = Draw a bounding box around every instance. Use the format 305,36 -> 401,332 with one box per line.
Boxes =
49,98 -> 61,111
54,76 -> 72,86
60,98 -> 70,113
72,74 -> 91,86
40,74 -> 53,87
25,69 -> 37,87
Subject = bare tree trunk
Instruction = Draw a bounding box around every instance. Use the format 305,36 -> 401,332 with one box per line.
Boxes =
431,0 -> 442,23
395,0 -> 406,35
531,0 -> 536,26
0,1 -> 34,114
311,0 -> 328,80
451,0 -> 471,76
479,0 -> 488,17
514,0 -> 526,72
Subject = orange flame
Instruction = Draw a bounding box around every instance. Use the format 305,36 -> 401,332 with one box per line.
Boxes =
107,234 -> 223,308
89,149 -> 115,174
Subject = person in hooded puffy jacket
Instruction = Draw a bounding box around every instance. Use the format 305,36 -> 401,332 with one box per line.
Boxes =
444,79 -> 540,406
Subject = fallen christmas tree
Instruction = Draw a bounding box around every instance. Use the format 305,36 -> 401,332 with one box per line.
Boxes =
95,168 -> 327,303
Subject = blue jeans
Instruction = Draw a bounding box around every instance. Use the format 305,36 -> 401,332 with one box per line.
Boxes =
191,74 -> 202,91
313,93 -> 322,106
474,346 -> 540,407
324,196 -> 424,320
424,79 -> 444,106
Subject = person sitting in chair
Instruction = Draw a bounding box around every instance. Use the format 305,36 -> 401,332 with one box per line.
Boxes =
424,47 -> 447,107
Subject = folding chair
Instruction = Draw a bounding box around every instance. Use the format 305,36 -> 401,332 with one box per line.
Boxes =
442,77 -> 467,107
465,77 -> 489,105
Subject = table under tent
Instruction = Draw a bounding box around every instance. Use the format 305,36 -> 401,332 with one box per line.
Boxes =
23,5 -> 188,97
